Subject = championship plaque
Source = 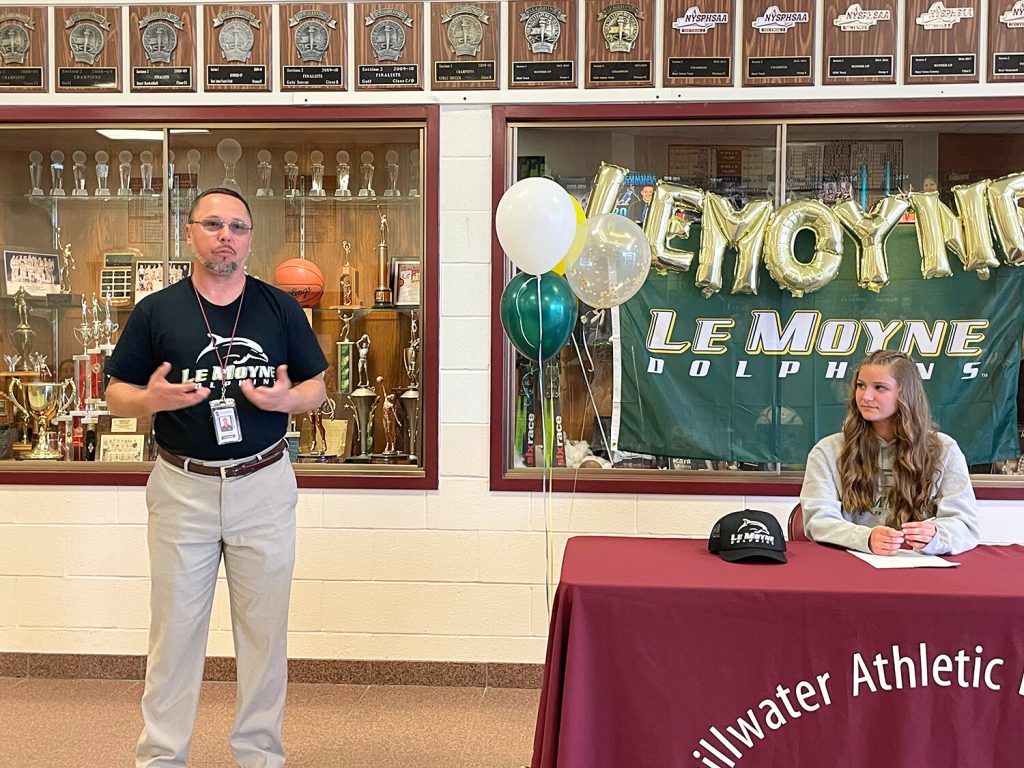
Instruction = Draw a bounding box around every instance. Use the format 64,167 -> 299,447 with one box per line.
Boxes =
0,8 -> 46,92
354,3 -> 423,90
55,7 -> 121,92
509,0 -> 577,88
204,5 -> 272,91
905,0 -> 979,84
989,1 -> 1024,82
430,2 -> 500,90
662,0 -> 733,87
280,3 -> 346,90
742,0 -> 814,86
822,0 -> 896,84
584,0 -> 653,88
129,5 -> 196,92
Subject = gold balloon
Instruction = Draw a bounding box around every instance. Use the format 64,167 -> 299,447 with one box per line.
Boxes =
697,194 -> 773,296
908,192 -> 962,279
953,181 -> 1000,280
833,196 -> 909,292
641,181 -> 705,271
586,162 -> 629,218
987,172 -> 1024,265
763,199 -> 844,298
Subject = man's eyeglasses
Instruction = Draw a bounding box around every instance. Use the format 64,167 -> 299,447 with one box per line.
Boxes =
188,218 -> 253,235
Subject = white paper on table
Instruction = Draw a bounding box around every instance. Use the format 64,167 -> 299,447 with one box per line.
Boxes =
847,549 -> 961,569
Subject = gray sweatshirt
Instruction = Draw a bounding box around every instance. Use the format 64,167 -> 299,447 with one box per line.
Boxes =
800,432 -> 980,555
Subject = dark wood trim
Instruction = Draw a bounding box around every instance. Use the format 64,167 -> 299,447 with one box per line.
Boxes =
490,106 -> 512,492
490,97 -> 1024,497
493,98 -> 1024,123
0,105 -> 435,123
0,104 -> 439,490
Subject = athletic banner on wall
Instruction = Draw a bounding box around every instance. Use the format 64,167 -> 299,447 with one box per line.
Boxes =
612,225 -> 1024,465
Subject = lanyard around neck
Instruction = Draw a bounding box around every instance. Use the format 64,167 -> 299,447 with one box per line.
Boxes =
193,278 -> 246,396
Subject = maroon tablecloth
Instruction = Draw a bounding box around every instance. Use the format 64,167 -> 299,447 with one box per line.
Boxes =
532,537 -> 1024,768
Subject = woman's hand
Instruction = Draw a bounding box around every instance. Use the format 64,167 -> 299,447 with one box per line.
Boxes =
869,525 -> 905,556
901,521 -> 937,550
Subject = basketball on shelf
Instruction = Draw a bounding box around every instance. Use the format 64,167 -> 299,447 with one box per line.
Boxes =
274,258 -> 324,308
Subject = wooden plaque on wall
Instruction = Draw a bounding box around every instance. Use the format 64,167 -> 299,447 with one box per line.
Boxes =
742,0 -> 814,86
662,0 -> 734,87
129,5 -> 197,92
508,0 -> 578,88
354,3 -> 423,90
989,1 -> 1024,82
821,0 -> 896,84
431,2 -> 500,90
583,0 -> 654,88
204,5 -> 272,91
0,8 -> 47,92
280,3 -> 346,90
905,0 -> 979,84
0,7 -> 47,91
55,7 -> 121,92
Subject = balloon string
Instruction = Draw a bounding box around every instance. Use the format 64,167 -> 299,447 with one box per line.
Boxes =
570,332 -> 612,459
532,275 -> 555,616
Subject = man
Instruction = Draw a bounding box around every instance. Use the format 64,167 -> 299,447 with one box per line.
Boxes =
105,188 -> 327,768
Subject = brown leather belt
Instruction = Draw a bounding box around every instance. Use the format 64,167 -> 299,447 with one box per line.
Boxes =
157,440 -> 287,479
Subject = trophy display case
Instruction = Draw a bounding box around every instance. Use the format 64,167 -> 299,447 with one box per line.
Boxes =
492,100 -> 1024,497
0,106 -> 437,489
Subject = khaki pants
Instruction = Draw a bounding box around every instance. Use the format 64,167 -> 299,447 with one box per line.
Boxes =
136,450 -> 297,768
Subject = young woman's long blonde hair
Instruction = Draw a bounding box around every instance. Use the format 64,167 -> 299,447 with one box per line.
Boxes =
838,350 -> 942,526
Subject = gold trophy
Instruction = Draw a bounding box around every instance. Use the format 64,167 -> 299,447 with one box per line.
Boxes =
338,240 -> 360,308
7,378 -> 75,459
346,333 -> 376,462
9,287 -> 37,372
371,375 -> 404,462
400,310 -> 421,463
373,206 -> 393,307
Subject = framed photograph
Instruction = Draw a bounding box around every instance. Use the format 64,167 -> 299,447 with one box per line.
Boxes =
392,259 -> 421,307
134,260 -> 192,304
2,249 -> 62,297
98,433 -> 146,462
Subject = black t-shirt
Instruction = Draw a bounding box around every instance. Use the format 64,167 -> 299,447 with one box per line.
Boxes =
105,275 -> 327,460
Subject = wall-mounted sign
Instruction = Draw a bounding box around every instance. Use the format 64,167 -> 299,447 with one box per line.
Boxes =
905,0 -> 979,83
56,6 -> 121,92
431,2 -> 500,89
204,5 -> 272,91
742,0 -> 815,86
280,4 -> 346,90
130,5 -> 196,91
822,0 -> 896,84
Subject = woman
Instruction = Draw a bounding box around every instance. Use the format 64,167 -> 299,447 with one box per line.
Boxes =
800,349 -> 980,555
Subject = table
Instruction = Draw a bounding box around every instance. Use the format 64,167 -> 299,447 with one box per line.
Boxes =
532,537 -> 1024,768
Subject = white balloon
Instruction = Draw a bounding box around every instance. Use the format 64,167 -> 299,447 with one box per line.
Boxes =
564,214 -> 651,308
495,177 -> 577,275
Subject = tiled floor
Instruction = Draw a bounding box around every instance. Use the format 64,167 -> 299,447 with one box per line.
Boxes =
0,677 -> 539,767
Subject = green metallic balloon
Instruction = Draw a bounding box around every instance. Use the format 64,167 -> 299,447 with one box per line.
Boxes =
499,271 -> 577,362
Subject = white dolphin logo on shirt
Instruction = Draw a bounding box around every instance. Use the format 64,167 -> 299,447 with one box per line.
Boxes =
197,333 -> 270,367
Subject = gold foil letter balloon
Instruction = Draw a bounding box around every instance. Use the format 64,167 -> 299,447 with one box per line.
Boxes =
832,195 -> 909,292
641,181 -> 705,271
952,181 -> 1000,280
585,162 -> 629,217
987,172 -> 1024,265
908,191 -> 962,279
696,194 -> 773,297
763,199 -> 843,298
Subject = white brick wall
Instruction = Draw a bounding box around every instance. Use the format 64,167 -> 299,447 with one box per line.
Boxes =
3,47 -> 1024,664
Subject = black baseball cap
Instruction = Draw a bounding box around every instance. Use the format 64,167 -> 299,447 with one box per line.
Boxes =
708,509 -> 787,564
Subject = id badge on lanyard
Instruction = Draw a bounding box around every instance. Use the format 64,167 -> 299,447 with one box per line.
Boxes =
211,397 -> 243,445
194,280 -> 248,446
